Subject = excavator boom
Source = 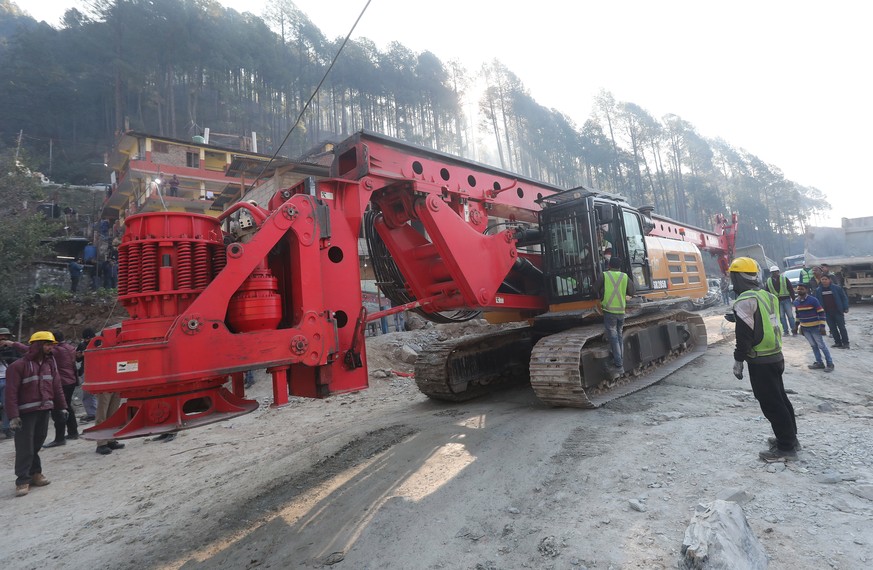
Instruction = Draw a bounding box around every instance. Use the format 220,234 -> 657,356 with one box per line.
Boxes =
83,131 -> 734,439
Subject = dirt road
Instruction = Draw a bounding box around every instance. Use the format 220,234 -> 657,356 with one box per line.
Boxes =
3,305 -> 872,569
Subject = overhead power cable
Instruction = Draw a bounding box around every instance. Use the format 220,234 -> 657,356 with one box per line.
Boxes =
246,0 -> 373,192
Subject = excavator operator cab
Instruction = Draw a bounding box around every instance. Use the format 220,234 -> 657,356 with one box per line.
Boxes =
619,207 -> 652,292
538,189 -> 652,304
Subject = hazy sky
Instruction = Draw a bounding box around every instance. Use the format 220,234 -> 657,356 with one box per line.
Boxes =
22,0 -> 873,228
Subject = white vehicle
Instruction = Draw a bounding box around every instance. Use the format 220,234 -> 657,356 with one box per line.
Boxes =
782,268 -> 802,287
692,277 -> 723,309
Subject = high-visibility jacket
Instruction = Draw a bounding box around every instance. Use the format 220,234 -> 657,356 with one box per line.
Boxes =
799,267 -> 814,285
766,275 -> 789,298
736,289 -> 782,359
602,270 -> 629,315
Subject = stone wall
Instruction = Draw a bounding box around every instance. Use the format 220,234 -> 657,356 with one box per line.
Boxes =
150,142 -> 198,169
32,261 -> 110,292
34,261 -> 72,290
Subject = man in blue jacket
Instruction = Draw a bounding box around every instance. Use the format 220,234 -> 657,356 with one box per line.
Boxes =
815,274 -> 850,349
68,258 -> 84,293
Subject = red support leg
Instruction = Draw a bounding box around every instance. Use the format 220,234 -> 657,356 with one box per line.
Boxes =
269,367 -> 290,408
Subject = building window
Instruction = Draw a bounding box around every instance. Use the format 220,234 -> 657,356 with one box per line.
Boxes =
186,152 -> 200,168
152,141 -> 169,154
204,151 -> 226,172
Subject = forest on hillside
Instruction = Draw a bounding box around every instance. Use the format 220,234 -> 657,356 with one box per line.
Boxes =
0,0 -> 830,259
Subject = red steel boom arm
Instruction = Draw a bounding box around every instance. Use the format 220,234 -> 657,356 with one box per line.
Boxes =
83,130 -> 737,440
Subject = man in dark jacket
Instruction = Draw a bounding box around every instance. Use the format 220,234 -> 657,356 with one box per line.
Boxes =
728,257 -> 798,462
815,274 -> 850,349
5,331 -> 67,497
0,327 -> 26,438
68,258 -> 84,293
42,331 -> 80,447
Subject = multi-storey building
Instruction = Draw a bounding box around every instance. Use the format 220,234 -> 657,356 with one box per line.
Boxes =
105,131 -> 331,223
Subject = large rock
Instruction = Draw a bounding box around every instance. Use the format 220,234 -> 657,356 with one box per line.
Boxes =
679,499 -> 768,570
404,313 -> 429,330
399,344 -> 419,364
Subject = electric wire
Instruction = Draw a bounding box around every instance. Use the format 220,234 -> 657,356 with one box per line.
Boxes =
246,0 -> 373,192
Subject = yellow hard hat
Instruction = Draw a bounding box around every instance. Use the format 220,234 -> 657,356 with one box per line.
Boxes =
728,257 -> 759,274
29,331 -> 58,344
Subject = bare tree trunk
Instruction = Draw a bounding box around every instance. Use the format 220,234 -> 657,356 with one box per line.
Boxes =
485,95 -> 505,169
113,4 -> 124,135
641,152 -> 659,212
168,64 -> 176,138
156,77 -> 164,136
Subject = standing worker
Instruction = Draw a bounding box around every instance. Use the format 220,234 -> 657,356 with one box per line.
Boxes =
0,327 -> 27,439
601,247 -> 613,271
595,256 -> 636,377
798,262 -> 816,289
4,331 -> 68,497
766,265 -> 796,336
727,257 -> 798,461
94,394 -> 126,454
819,263 -> 843,286
719,275 -> 731,305
815,274 -> 850,349
379,305 -> 389,335
76,328 -> 97,422
792,282 -> 834,372
93,330 -> 126,455
169,174 -> 180,197
42,331 -> 80,447
68,258 -> 84,293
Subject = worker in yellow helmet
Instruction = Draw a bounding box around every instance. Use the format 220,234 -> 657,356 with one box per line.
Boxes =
727,257 -> 798,462
4,331 -> 67,497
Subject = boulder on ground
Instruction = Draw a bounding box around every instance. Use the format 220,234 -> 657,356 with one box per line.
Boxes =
679,499 -> 767,570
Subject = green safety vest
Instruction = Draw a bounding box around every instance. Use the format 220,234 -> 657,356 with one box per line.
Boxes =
602,270 -> 629,315
736,289 -> 782,359
766,275 -> 788,297
799,267 -> 813,285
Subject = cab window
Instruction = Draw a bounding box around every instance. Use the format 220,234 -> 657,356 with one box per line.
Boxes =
623,210 -> 650,289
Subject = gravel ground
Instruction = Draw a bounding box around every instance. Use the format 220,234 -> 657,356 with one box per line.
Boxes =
2,303 -> 871,569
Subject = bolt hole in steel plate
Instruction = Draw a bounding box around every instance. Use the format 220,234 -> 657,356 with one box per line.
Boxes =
335,310 -> 348,328
328,246 -> 344,263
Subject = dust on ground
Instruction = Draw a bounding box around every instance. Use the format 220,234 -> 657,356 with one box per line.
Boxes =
2,303 -> 872,569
